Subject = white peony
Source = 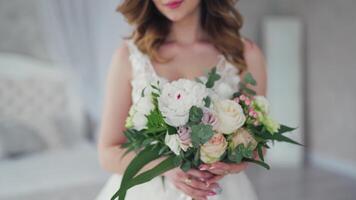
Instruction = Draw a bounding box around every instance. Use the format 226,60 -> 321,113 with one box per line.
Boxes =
253,96 -> 270,114
200,133 -> 228,164
164,133 -> 181,155
130,95 -> 154,131
158,79 -> 208,127
214,99 -> 246,134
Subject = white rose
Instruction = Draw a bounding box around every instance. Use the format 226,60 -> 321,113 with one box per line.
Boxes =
214,81 -> 235,100
214,99 -> 246,134
158,79 -> 208,127
253,96 -> 270,114
130,96 -> 154,131
230,128 -> 257,150
200,133 -> 227,164
165,133 -> 181,155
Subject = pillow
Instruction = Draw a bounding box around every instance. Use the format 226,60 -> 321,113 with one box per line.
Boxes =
0,117 -> 48,159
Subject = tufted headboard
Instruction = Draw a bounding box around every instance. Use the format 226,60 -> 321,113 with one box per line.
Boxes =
0,53 -> 87,159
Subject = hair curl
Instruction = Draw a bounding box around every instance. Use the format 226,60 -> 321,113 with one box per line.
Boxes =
117,0 -> 246,73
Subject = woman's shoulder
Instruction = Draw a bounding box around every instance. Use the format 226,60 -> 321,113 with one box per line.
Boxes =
241,37 -> 265,60
240,37 -> 267,95
114,40 -> 131,63
107,40 -> 133,81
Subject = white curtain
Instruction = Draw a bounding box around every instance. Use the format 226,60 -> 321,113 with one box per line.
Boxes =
38,0 -> 131,127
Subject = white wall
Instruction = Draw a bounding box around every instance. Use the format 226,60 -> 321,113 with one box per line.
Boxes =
263,17 -> 304,167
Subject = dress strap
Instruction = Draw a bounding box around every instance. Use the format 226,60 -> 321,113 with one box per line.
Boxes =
125,39 -> 153,78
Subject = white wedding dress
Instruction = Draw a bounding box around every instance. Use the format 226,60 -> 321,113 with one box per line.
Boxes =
96,39 -> 258,200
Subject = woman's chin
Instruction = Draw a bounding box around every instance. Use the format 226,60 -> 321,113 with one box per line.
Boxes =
165,14 -> 186,22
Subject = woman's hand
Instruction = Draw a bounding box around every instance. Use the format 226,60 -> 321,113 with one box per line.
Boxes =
164,168 -> 222,200
199,149 -> 264,185
199,162 -> 249,186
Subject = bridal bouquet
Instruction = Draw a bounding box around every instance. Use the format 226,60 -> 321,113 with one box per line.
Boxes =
112,68 -> 300,200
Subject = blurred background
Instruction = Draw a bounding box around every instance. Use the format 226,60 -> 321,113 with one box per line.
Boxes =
0,0 -> 355,200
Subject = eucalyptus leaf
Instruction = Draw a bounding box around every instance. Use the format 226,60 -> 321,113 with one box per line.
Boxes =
205,67 -> 221,88
190,124 -> 214,146
203,96 -> 211,108
243,72 -> 257,86
189,106 -> 203,124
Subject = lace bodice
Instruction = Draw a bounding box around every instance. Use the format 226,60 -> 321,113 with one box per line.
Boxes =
125,39 -> 241,104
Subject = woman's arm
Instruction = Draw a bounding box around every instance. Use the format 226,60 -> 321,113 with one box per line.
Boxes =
97,43 -> 135,174
240,38 -> 267,96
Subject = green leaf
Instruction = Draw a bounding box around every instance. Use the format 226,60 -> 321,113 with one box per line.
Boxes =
146,108 -> 166,130
167,125 -> 177,135
180,161 -> 192,172
238,82 -> 257,96
150,84 -> 160,92
278,125 -> 297,134
141,87 -> 146,97
257,144 -> 265,161
203,96 -> 211,108
158,146 -> 169,155
195,77 -> 204,84
143,127 -> 167,135
124,156 -> 181,192
205,67 -> 221,88
190,124 -> 214,146
228,144 -> 243,163
189,106 -> 203,124
273,133 -> 303,146
112,146 -> 162,200
244,158 -> 270,170
192,147 -> 201,167
243,72 -> 257,86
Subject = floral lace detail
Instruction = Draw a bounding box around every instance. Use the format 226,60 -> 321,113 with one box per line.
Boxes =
125,39 -> 241,103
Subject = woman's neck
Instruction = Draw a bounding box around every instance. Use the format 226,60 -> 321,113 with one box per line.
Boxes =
168,6 -> 206,45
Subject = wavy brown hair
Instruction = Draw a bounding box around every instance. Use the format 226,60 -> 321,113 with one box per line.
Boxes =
117,0 -> 246,73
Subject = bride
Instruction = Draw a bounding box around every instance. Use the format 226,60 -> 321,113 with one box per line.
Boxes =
97,0 -> 267,200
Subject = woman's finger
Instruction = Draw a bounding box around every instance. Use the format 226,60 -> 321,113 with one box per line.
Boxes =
186,169 -> 214,180
177,182 -> 216,200
180,176 -> 211,191
206,175 -> 224,186
205,162 -> 249,175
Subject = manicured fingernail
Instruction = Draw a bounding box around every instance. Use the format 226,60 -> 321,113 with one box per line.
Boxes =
209,166 -> 215,169
199,165 -> 208,170
208,191 -> 216,196
199,178 -> 206,181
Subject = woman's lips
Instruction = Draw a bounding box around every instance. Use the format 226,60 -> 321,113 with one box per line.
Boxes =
165,0 -> 183,9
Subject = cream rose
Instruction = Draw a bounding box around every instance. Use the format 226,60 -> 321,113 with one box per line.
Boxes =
214,99 -> 246,134
230,128 -> 257,150
200,133 -> 227,164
